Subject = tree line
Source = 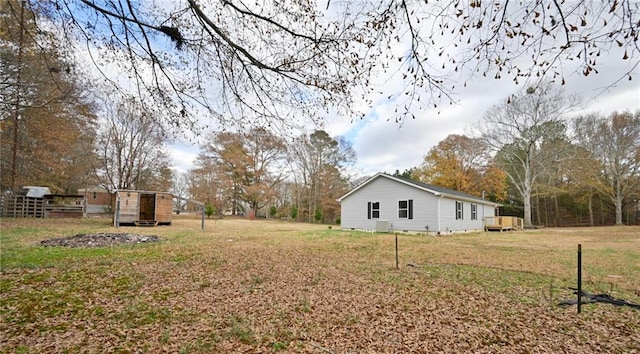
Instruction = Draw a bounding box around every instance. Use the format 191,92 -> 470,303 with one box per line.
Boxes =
1,1 -> 638,226
183,129 -> 355,223
1,0 -> 356,223
181,84 -> 640,226
403,84 -> 640,227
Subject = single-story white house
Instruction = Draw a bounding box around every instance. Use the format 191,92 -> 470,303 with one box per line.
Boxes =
337,172 -> 501,234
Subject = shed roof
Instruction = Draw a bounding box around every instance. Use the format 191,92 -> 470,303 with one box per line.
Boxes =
22,186 -> 51,198
338,172 -> 501,207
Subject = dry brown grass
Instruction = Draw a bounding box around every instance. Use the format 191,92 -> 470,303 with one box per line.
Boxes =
1,217 -> 639,353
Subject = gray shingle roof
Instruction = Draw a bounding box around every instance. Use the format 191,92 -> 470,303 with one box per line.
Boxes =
339,172 -> 500,206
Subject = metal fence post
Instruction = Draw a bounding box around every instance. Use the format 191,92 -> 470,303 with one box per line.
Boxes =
577,244 -> 582,314
395,234 -> 399,270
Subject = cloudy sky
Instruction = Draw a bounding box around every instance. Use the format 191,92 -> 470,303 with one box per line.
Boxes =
74,0 -> 634,179
168,54 -> 639,178
60,0 -> 638,180
324,63 -> 639,177
63,0 -> 637,180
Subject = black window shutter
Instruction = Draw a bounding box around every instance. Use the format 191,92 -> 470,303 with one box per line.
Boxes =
408,199 -> 413,219
367,202 -> 371,219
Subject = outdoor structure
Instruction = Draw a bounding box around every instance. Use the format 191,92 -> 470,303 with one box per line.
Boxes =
483,216 -> 524,231
1,186 -> 84,218
337,173 -> 500,234
113,190 -> 173,226
78,187 -> 112,216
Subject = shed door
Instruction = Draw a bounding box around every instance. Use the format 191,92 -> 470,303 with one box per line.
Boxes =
117,192 -> 139,223
139,193 -> 156,221
155,193 -> 173,224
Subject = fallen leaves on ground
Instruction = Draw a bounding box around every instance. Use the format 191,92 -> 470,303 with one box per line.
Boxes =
1,219 -> 639,353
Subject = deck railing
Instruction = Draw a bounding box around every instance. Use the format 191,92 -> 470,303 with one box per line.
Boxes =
483,216 -> 524,231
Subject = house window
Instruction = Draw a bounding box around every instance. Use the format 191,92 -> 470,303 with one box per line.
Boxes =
398,199 -> 413,219
471,203 -> 477,220
93,192 -> 97,199
368,201 -> 380,219
455,201 -> 463,220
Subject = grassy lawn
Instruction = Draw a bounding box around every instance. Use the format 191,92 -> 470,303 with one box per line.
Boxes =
1,217 -> 639,353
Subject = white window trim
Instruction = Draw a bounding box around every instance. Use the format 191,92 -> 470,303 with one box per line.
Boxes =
456,201 -> 463,220
398,200 -> 408,219
369,201 -> 380,219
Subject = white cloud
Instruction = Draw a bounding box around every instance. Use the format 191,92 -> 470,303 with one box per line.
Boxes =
168,142 -> 199,175
341,65 -> 639,178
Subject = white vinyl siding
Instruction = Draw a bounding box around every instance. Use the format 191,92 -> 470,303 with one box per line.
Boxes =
339,173 -> 499,233
439,198 -> 488,233
340,177 -> 437,231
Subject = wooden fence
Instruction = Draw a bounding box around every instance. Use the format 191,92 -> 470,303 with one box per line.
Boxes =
1,194 -> 84,218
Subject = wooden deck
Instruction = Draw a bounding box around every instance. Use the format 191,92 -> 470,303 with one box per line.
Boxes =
483,216 -> 524,231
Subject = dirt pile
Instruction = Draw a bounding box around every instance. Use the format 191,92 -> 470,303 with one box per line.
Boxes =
40,233 -> 161,248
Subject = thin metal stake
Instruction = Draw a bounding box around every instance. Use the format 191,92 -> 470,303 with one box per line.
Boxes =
577,244 -> 582,314
115,199 -> 120,228
395,233 -> 399,270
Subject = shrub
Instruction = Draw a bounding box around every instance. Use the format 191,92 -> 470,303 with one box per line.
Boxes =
205,203 -> 215,218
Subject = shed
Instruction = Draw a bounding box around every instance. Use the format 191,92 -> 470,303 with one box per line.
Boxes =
337,172 -> 501,234
113,190 -> 173,226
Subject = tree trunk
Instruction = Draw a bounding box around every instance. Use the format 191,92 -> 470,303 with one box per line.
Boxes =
10,2 -> 26,192
615,194 -> 623,225
532,195 -> 541,225
232,184 -> 238,215
588,194 -> 594,227
613,178 -> 624,225
523,187 -> 533,227
554,195 -> 560,227
543,197 -> 548,227
522,157 -> 534,227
